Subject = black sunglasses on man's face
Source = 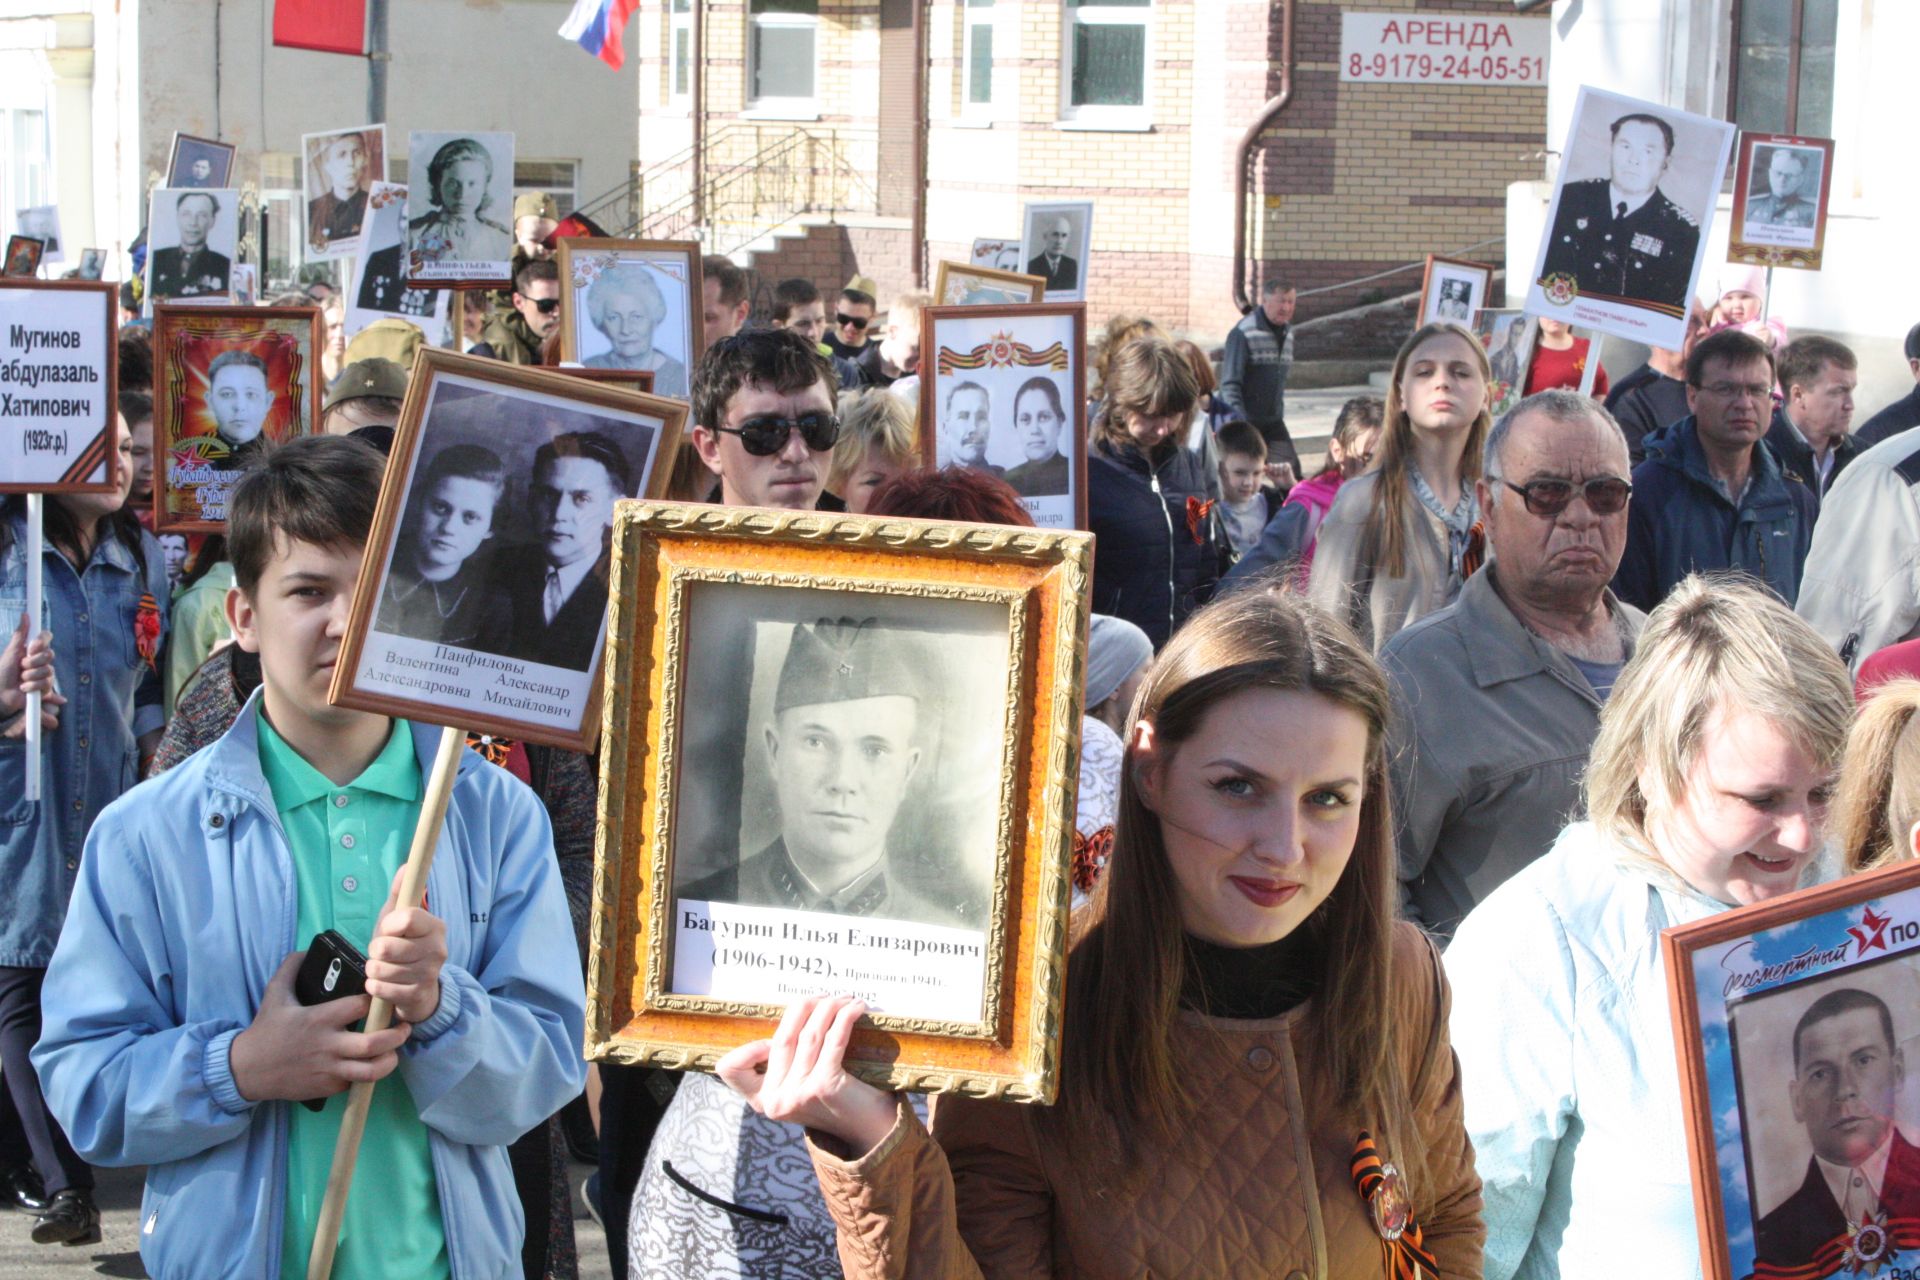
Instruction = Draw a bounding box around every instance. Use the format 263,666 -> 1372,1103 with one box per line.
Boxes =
835,313 -> 870,331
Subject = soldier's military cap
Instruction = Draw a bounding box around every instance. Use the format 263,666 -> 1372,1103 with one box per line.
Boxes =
775,617 -> 922,714
323,356 -> 409,412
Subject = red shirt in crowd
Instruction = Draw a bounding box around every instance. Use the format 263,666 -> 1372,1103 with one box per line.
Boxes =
1525,338 -> 1609,400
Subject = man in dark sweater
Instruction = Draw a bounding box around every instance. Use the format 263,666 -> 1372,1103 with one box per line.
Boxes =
1219,278 -> 1299,472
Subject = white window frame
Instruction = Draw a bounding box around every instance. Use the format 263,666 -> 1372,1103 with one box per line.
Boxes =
746,1 -> 820,119
1059,0 -> 1153,130
961,0 -> 997,115
514,160 -> 579,218
669,0 -> 693,107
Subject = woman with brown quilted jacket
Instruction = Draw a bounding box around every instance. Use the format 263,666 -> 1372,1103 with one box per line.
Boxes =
717,585 -> 1484,1278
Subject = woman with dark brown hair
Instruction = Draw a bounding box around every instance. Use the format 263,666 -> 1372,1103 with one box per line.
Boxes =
1308,321 -> 1491,651
1086,335 -> 1222,649
716,586 -> 1484,1278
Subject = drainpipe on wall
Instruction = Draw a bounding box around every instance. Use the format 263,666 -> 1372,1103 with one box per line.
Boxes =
692,0 -> 705,231
912,1 -> 928,287
1231,0 -> 1296,315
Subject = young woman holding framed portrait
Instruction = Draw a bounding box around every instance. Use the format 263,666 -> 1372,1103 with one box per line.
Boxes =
715,586 -> 1485,1278
1445,577 -> 1852,1278
1308,322 -> 1492,652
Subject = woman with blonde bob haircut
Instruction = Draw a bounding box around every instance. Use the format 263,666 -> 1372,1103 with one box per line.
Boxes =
1447,575 -> 1852,1279
715,586 -> 1486,1276
825,388 -> 918,513
1834,680 -> 1920,875
1309,320 -> 1491,650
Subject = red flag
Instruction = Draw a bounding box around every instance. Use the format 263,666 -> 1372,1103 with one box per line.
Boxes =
273,0 -> 367,56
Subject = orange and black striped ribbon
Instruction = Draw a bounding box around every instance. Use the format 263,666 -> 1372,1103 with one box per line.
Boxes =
1748,1218 -> 1920,1279
1350,1131 -> 1438,1280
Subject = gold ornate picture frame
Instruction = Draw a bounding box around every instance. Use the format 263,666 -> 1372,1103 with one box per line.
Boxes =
932,260 -> 1047,308
586,502 -> 1091,1103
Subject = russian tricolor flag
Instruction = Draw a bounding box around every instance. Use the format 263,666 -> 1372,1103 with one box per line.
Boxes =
559,0 -> 639,70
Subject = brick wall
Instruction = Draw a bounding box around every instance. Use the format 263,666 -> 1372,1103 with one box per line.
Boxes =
748,221 -> 918,315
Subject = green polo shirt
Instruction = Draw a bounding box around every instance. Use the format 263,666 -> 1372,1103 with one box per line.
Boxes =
258,715 -> 449,1280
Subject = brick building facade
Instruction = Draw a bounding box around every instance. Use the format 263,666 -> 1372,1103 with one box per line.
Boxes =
631,0 -> 1546,343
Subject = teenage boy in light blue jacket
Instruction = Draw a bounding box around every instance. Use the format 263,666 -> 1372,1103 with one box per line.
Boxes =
32,436 -> 588,1279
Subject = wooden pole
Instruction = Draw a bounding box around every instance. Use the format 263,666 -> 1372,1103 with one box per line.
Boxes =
306,722 -> 465,1280
24,493 -> 43,803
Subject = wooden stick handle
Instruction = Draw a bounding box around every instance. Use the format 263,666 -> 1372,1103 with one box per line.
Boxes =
24,493 -> 42,804
306,722 -> 466,1280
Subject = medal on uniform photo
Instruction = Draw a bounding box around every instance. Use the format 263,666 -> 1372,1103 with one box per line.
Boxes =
1840,1210 -> 1896,1276
1349,1132 -> 1436,1277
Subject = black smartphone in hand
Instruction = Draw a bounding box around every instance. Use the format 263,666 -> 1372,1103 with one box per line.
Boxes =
292,930 -> 369,1111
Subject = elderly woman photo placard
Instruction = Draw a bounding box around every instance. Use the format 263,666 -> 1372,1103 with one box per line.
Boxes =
556,238 -> 702,400
405,130 -> 514,287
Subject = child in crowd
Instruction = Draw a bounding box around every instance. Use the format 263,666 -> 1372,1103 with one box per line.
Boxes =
1707,266 -> 1788,352
1214,420 -> 1273,560
1282,395 -> 1384,584
33,435 -> 587,1278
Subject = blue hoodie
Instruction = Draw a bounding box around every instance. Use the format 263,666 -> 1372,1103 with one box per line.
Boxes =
1611,417 -> 1816,611
32,694 -> 587,1279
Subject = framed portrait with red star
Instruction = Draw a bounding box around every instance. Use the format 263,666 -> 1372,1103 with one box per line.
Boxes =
152,303 -> 323,532
918,302 -> 1087,531
1663,855 -> 1920,1279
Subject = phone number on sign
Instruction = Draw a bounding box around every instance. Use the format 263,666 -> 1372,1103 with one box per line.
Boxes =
1346,53 -> 1545,83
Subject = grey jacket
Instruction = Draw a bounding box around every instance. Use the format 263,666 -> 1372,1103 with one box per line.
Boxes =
1307,470 -> 1464,653
1382,565 -> 1646,937
1218,308 -> 1293,432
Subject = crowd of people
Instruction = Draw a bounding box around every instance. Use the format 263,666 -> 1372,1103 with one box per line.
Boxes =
6,202 -> 1920,1280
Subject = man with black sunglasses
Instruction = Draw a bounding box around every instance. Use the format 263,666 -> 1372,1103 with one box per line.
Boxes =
689,329 -> 848,512
824,284 -> 877,360
1382,391 -> 1646,938
480,258 -> 561,366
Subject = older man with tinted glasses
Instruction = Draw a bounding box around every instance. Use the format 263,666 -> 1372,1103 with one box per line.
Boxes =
1382,390 -> 1647,937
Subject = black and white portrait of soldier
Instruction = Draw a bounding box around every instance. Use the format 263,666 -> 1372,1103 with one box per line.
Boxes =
305,128 -> 380,256
1019,201 -> 1092,301
375,443 -> 512,649
1004,376 -> 1070,499
167,136 -> 232,189
203,350 -> 275,471
1746,145 -> 1822,232
1752,985 -> 1920,1268
351,182 -> 444,326
936,380 -> 998,474
406,132 -> 513,274
15,206 -> 59,260
1436,280 -> 1472,322
576,258 -> 690,396
1540,110 -> 1703,313
148,190 -> 234,301
679,617 -> 977,930
476,429 -> 630,673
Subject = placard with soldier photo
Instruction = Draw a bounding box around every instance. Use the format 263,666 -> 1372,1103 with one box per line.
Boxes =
932,260 -> 1047,308
555,238 -> 702,400
1729,133 -> 1836,271
1527,85 -> 1736,351
586,501 -> 1089,1101
144,187 -> 240,306
152,304 -> 322,530
1419,255 -> 1493,327
1665,858 -> 1920,1279
301,125 -> 386,260
1473,309 -> 1538,421
919,302 -> 1088,530
347,181 -> 450,337
0,279 -> 119,494
405,130 -> 515,287
331,349 -> 685,751
3,236 -> 42,278
164,133 -> 235,189
14,206 -> 61,263
970,237 -> 1022,274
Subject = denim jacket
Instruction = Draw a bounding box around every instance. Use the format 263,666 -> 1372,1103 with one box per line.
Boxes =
32,694 -> 588,1279
0,512 -> 168,966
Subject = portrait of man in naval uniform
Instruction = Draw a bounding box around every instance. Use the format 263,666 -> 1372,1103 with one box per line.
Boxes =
678,616 -> 976,931
1540,111 -> 1701,316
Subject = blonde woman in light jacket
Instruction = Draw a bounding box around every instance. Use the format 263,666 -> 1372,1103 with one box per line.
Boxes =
1445,576 -> 1852,1279
1309,322 -> 1491,651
